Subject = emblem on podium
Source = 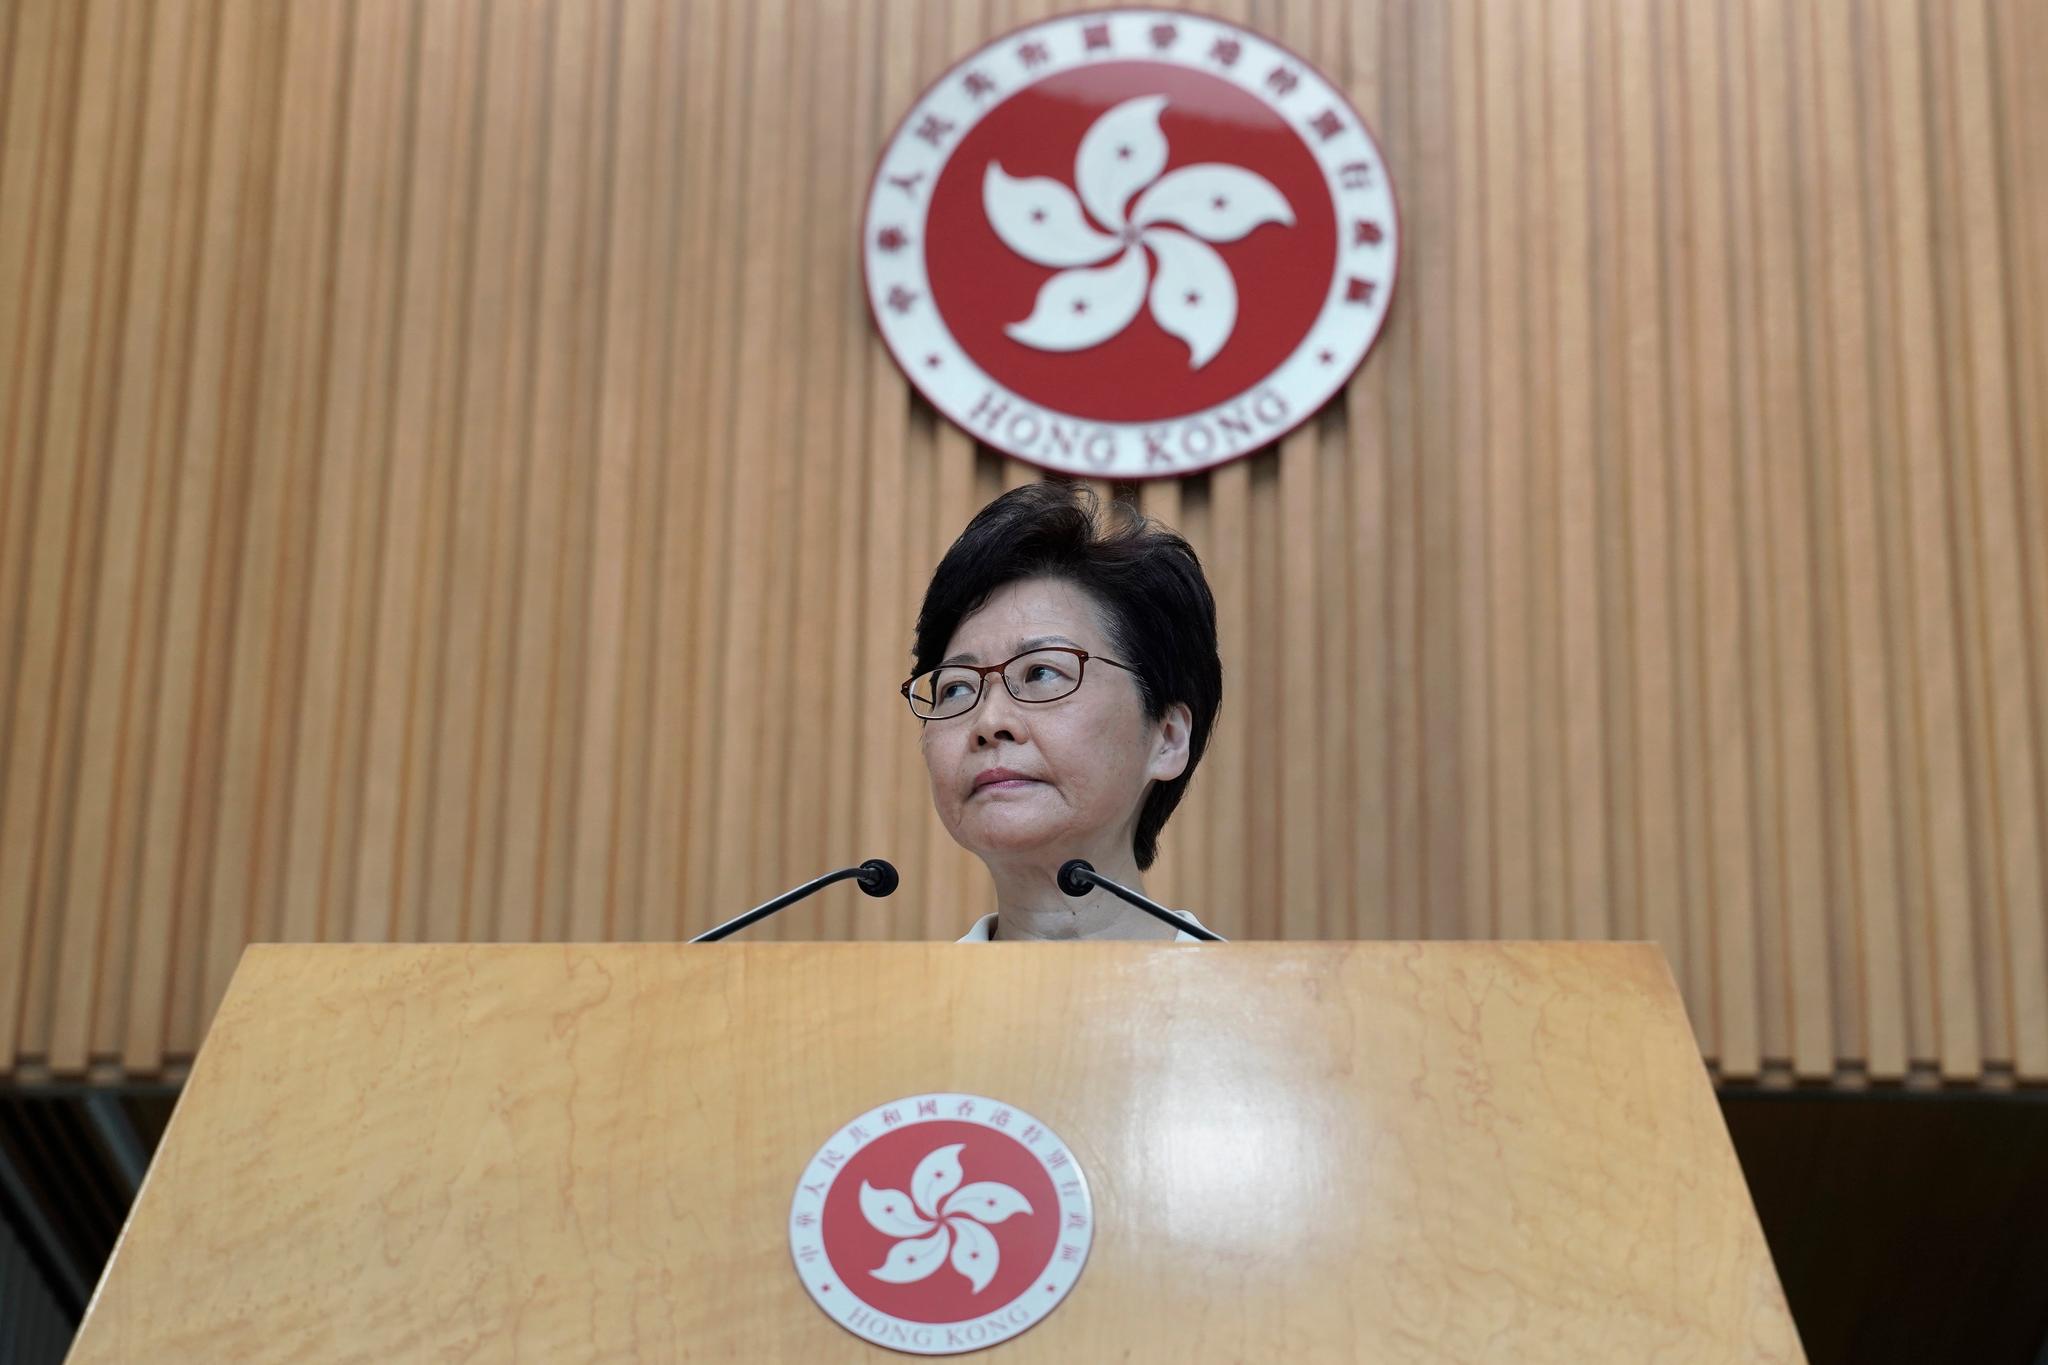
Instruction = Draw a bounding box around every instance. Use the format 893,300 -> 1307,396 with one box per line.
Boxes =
791,1093 -> 1094,1355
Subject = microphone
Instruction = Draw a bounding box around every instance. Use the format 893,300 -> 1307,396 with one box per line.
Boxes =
1056,859 -> 1225,941
689,859 -> 899,942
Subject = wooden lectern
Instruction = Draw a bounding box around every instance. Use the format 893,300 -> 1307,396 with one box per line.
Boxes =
69,942 -> 1802,1361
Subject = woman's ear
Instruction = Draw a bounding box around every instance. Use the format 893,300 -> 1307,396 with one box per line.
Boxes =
1147,702 -> 1193,783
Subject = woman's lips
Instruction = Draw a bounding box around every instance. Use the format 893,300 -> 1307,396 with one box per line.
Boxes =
971,769 -> 1042,794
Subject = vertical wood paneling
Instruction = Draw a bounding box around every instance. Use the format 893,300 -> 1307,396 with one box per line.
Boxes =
676,0 -> 746,940
1381,0 -> 1423,945
1991,0 -> 2048,1078
1874,0 -> 1936,1076
568,0 -> 655,944
1614,0 -> 1685,1009
1653,0 -> 1713,1039
1413,0 -> 1462,943
910,0 -> 956,944
354,0 -> 456,950
16,0 -> 149,1072
1723,0 -> 1778,1070
77,0 -> 204,1065
1446,0 -> 1487,947
1806,0 -> 1904,1078
0,0 -> 88,1071
1586,0 -> 1632,951
784,0 -> 856,931
1522,0 -> 1567,947
643,0 -> 727,941
163,0 -> 286,1059
1921,0 -> 2002,1078
818,0 -> 880,940
1549,0 -> 1610,948
852,0 -> 914,942
1746,0 -> 1834,1078
712,0 -> 792,923
273,0 -> 403,961
1874,0 -> 1982,1080
1479,0 -> 1527,945
1942,0 -> 2047,1074
1684,0 -> 1764,1077
422,0 -> 532,947
3,0 -> 2046,1091
1276,0 -> 1320,941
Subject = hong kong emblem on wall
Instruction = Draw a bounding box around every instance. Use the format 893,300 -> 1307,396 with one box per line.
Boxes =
791,1094 -> 1094,1355
863,9 -> 1399,478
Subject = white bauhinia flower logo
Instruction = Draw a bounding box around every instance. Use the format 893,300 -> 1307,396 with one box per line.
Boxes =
861,1143 -> 1033,1294
982,94 -> 1295,369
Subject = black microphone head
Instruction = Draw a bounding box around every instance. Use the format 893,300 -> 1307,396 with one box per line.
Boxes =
855,858 -> 899,898
1056,859 -> 1096,897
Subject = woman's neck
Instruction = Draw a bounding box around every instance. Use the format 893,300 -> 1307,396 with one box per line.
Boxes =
983,851 -> 1179,940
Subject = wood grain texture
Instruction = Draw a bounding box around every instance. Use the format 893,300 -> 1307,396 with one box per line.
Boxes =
68,942 -> 1802,1362
0,0 -> 2044,1091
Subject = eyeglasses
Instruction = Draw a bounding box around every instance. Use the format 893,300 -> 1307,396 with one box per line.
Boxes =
901,647 -> 1138,721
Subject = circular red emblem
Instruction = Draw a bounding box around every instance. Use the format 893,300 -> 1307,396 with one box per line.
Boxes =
864,8 -> 1399,478
790,1094 -> 1093,1355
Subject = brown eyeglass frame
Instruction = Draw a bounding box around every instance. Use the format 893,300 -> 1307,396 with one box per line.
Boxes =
900,646 -> 1138,721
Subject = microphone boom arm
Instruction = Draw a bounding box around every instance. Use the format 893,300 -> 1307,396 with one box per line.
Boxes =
1056,859 -> 1226,941
690,859 -> 898,942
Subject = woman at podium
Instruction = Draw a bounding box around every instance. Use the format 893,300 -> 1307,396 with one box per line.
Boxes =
901,482 -> 1223,942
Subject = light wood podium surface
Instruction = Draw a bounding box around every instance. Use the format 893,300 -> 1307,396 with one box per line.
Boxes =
70,942 -> 1801,1362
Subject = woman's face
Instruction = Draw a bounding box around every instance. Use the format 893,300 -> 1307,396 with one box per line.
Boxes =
918,577 -> 1190,871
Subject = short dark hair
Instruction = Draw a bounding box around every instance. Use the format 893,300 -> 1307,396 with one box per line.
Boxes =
911,481 -> 1223,870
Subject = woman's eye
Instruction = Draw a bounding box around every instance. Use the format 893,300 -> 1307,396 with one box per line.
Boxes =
938,679 -> 973,701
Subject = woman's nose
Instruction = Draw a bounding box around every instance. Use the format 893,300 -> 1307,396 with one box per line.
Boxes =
970,682 -> 1028,747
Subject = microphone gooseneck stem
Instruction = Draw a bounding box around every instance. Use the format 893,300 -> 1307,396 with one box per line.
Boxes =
690,861 -> 895,943
1056,860 -> 1226,941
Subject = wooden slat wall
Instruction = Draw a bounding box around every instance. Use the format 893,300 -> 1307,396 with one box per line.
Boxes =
2,0 -> 2045,1089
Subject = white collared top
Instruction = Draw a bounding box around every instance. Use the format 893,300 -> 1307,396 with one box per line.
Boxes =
956,910 -> 1213,942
